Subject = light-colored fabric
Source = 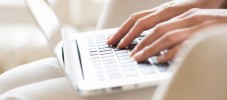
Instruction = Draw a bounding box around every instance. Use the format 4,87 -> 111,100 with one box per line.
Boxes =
0,57 -> 156,100
96,0 -> 169,29
152,24 -> 227,100
0,57 -> 65,94
0,77 -> 83,100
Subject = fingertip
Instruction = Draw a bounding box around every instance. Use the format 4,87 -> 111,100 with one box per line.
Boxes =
116,44 -> 123,49
116,41 -> 125,49
106,36 -> 113,45
132,51 -> 143,62
130,48 -> 138,57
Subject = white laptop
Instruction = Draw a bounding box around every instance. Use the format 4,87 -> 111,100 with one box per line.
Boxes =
26,0 -> 172,96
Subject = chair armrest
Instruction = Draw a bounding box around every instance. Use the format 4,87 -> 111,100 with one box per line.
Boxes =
152,24 -> 227,100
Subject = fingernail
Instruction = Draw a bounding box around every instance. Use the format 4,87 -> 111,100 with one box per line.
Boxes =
107,35 -> 112,40
117,40 -> 124,49
133,51 -> 143,61
130,48 -> 137,57
106,36 -> 113,44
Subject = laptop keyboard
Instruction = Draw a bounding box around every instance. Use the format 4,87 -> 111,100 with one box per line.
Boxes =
86,34 -> 168,81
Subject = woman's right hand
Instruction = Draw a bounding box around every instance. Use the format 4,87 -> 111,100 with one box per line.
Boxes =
107,0 -> 224,48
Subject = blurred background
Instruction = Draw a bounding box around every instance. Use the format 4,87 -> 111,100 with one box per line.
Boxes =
0,0 -> 168,73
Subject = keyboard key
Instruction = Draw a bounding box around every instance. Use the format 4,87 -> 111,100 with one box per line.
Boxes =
91,55 -> 99,59
96,73 -> 106,81
105,67 -> 119,73
114,48 -> 126,51
98,45 -> 109,49
99,51 -> 113,55
155,63 -> 169,72
115,50 -> 128,54
117,53 -> 130,57
103,60 -> 117,65
137,63 -> 155,74
122,66 -> 137,71
118,56 -> 131,61
97,43 -> 107,46
93,64 -> 102,68
90,52 -> 98,56
91,57 -> 100,61
108,73 -> 122,79
124,70 -> 138,77
119,59 -> 133,64
89,46 -> 97,50
92,59 -> 101,63
101,57 -> 115,61
104,64 -> 118,69
93,62 -> 101,65
99,48 -> 112,52
100,53 -> 114,58
131,40 -> 138,44
121,63 -> 135,67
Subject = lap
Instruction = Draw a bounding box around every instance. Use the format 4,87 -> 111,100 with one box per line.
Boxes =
0,76 -> 156,100
0,77 -> 84,100
0,57 -> 156,100
0,57 -> 65,94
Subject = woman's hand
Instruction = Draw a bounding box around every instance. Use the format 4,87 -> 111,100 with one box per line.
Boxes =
131,9 -> 227,63
106,0 -> 226,63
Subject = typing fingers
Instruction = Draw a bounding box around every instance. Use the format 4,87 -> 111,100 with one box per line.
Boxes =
132,24 -> 203,62
106,10 -> 154,45
130,14 -> 205,56
156,44 -> 181,63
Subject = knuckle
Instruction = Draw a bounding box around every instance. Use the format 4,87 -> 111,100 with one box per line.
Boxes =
129,13 -> 140,21
164,33 -> 176,43
142,47 -> 150,55
135,18 -> 149,30
162,5 -> 177,12
189,14 -> 204,22
187,8 -> 200,14
183,8 -> 200,15
154,23 -> 165,34
117,29 -> 125,35
189,8 -> 200,12
138,40 -> 147,48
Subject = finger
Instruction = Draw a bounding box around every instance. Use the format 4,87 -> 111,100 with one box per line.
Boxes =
106,1 -> 176,45
153,19 -> 227,63
171,8 -> 200,20
130,14 -> 205,56
106,10 -> 154,45
132,24 -> 203,62
156,44 -> 182,63
117,4 -> 192,48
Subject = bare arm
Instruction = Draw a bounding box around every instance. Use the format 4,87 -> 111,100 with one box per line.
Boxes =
107,0 -> 227,63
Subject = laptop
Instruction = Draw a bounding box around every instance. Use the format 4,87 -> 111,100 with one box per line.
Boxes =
26,0 -> 172,96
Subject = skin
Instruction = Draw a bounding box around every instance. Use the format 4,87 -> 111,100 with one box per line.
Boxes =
107,0 -> 226,63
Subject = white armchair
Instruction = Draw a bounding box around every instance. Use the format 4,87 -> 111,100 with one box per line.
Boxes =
152,24 -> 227,100
52,0 -> 169,30
96,0 -> 169,29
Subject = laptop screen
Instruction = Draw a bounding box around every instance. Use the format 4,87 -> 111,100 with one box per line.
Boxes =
26,0 -> 62,50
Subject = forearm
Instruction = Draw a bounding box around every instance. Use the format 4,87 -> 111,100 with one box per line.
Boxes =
187,0 -> 226,8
